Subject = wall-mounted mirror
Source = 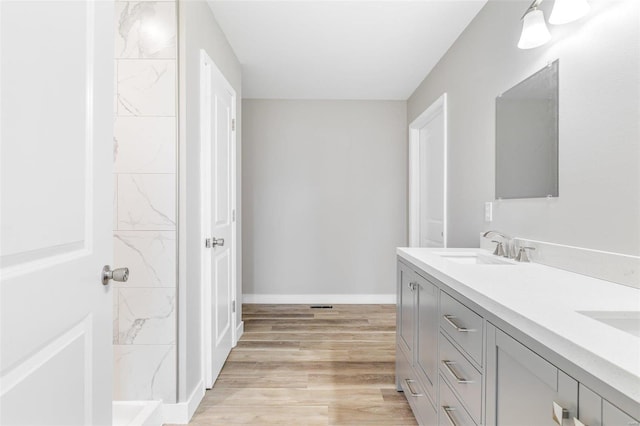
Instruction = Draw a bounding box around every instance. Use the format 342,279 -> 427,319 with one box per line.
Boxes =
496,60 -> 559,199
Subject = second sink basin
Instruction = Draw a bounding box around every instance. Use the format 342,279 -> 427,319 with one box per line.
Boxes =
435,252 -> 515,266
577,311 -> 640,338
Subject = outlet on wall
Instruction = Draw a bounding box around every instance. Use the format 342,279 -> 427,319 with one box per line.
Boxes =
485,202 -> 493,222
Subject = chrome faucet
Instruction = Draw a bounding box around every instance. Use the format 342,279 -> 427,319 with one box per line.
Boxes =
482,230 -> 511,258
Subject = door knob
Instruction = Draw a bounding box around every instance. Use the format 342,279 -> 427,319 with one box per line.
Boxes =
205,237 -> 225,248
102,265 -> 129,285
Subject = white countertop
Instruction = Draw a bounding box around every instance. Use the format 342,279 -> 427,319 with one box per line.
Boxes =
397,247 -> 640,404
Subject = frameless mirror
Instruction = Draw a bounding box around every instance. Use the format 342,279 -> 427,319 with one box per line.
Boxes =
496,60 -> 559,199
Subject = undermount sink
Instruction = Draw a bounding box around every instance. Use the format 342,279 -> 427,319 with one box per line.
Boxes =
435,252 -> 515,266
577,311 -> 640,338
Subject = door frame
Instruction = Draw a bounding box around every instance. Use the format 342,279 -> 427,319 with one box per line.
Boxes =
199,49 -> 238,388
408,93 -> 448,248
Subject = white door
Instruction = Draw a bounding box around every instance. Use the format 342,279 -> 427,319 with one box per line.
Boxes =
409,94 -> 448,248
200,50 -> 236,389
0,1 -> 114,425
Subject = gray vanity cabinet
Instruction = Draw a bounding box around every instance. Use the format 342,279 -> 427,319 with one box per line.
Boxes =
603,400 -> 639,426
578,385 -> 603,426
398,257 -> 639,426
486,324 -> 578,426
398,261 -> 416,358
415,273 -> 439,402
577,384 -> 639,426
397,261 -> 438,425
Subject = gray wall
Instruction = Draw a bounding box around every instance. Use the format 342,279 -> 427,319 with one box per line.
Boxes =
243,100 -> 407,297
177,0 -> 242,402
408,0 -> 640,255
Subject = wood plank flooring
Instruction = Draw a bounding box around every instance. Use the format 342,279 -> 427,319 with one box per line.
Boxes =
186,304 -> 417,425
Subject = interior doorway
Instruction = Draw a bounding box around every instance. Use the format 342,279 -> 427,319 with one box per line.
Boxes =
409,93 -> 448,248
199,49 -> 238,389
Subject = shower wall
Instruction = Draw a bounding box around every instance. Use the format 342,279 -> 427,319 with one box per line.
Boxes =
112,0 -> 178,403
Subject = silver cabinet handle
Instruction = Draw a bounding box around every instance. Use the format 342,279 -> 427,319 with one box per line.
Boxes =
407,282 -> 419,291
442,406 -> 459,426
442,360 -> 473,384
443,315 -> 474,332
404,379 -> 423,397
101,265 -> 129,285
553,401 -> 570,425
573,418 -> 586,426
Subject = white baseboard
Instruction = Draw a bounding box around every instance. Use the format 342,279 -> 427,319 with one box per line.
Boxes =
162,379 -> 205,425
236,320 -> 244,341
113,401 -> 162,426
242,294 -> 396,304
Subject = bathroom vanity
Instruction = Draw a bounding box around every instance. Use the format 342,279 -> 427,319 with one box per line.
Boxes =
396,248 -> 640,426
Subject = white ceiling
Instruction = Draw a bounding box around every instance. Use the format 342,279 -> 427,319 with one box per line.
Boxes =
207,0 -> 487,100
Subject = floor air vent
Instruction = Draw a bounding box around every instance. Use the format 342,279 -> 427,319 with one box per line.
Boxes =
310,305 -> 333,309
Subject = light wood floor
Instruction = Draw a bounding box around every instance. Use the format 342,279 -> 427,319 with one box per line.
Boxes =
186,304 -> 417,425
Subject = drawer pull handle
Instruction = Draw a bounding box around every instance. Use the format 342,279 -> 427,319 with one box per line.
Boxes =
573,418 -> 587,426
443,315 -> 475,332
553,401 -> 570,425
404,379 -> 423,397
442,406 -> 459,426
442,360 -> 473,384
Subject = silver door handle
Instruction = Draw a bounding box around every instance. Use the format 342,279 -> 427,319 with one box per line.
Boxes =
205,237 -> 225,248
442,360 -> 473,384
553,401 -> 570,425
442,406 -> 459,426
404,379 -> 423,397
443,315 -> 474,332
102,265 -> 129,285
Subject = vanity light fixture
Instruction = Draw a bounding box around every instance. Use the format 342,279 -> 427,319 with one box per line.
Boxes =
518,3 -> 552,50
549,0 -> 591,25
518,0 -> 590,50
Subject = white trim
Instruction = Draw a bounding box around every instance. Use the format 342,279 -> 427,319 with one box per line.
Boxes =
242,294 -> 396,304
408,93 -> 448,249
199,48 -> 213,390
162,379 -> 205,425
231,93 -> 238,347
199,49 -> 238,391
113,401 -> 162,426
235,321 -> 244,343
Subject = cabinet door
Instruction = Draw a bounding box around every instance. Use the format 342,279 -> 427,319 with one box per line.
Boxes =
398,262 -> 416,357
578,384 -> 602,426
415,273 -> 438,400
603,400 -> 639,426
486,325 -> 578,426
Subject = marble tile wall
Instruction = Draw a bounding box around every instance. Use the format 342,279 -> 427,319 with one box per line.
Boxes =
113,0 -> 177,404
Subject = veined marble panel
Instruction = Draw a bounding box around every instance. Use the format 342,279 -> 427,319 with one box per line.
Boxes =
114,117 -> 176,174
113,175 -> 119,231
115,1 -> 176,59
114,231 -> 176,287
117,60 -> 175,117
114,60 -> 118,114
118,288 -> 175,344
117,174 -> 176,230
113,288 -> 119,345
113,344 -> 176,403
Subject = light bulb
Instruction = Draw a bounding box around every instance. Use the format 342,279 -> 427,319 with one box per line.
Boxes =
549,0 -> 591,25
518,9 -> 552,49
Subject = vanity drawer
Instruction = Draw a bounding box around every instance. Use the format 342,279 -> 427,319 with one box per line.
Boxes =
439,333 -> 482,423
397,345 -> 436,426
439,375 -> 477,426
440,291 -> 483,365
